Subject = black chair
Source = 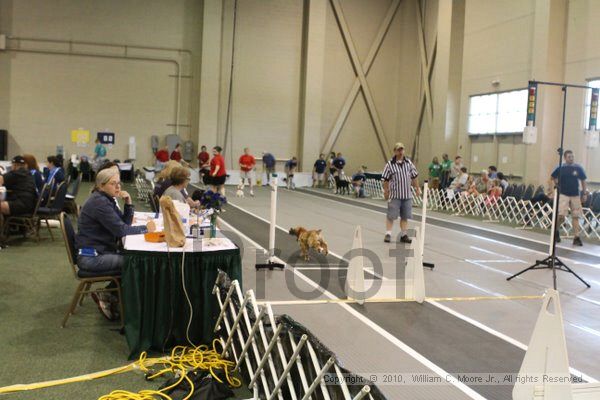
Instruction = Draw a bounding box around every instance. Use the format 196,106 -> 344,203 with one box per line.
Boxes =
59,212 -> 123,328
512,184 -> 526,200
63,173 -> 82,216
3,183 -> 52,242
79,159 -> 93,182
591,191 -> 600,214
37,181 -> 69,241
502,184 -> 516,199
522,184 -> 535,201
532,185 -> 544,199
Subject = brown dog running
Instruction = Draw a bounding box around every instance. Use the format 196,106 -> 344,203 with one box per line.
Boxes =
289,227 -> 329,261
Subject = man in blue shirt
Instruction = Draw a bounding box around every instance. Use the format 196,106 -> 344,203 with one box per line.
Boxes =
332,152 -> 346,175
284,157 -> 298,189
550,150 -> 588,246
262,152 -> 276,185
313,154 -> 327,188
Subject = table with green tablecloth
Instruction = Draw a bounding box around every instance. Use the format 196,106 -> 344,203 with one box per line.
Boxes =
122,235 -> 242,358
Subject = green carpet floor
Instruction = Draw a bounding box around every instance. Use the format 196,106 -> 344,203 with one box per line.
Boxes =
0,182 -> 250,399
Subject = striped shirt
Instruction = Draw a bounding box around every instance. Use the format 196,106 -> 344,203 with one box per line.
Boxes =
382,156 -> 418,199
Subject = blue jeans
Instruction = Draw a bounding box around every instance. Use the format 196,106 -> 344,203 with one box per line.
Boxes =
77,253 -> 124,275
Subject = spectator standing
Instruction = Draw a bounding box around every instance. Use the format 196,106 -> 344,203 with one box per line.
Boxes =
313,154 -> 327,188
440,153 -> 452,188
93,139 -> 107,170
262,151 -> 276,185
551,150 -> 587,246
488,165 -> 498,179
332,152 -> 346,176
239,147 -> 256,196
170,143 -> 182,162
450,156 -> 464,183
197,145 -> 210,185
284,157 -> 298,189
428,156 -> 442,189
352,167 -> 367,198
155,145 -> 170,171
382,143 -> 420,243
210,146 -> 227,195
22,154 -> 44,194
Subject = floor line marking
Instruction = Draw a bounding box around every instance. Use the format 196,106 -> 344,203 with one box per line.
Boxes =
223,193 -> 600,384
298,188 -> 600,261
217,215 -> 487,400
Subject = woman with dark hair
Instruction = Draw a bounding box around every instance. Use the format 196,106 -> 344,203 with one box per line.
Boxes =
43,155 -> 65,189
22,154 -> 45,194
209,146 -> 227,195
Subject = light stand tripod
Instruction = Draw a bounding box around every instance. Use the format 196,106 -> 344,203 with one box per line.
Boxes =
507,81 -> 590,289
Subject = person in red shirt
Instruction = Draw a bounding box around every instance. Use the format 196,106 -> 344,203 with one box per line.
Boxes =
170,143 -> 182,162
209,146 -> 227,195
155,145 -> 169,171
238,147 -> 256,196
197,145 -> 210,185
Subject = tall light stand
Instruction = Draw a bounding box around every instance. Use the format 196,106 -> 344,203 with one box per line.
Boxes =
507,81 -> 590,289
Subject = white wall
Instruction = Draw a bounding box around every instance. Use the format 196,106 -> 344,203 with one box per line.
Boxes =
0,0 -> 202,167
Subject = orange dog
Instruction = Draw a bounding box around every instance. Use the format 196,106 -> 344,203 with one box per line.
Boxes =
289,227 -> 329,261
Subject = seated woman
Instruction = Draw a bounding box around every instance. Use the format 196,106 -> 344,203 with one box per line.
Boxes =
43,155 -> 65,189
23,154 -> 45,194
468,170 -> 491,196
75,167 -> 155,320
0,155 -> 38,217
162,166 -> 200,208
153,160 -> 181,198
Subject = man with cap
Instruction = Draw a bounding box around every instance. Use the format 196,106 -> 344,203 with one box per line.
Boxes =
0,156 -> 38,218
382,143 -> 420,243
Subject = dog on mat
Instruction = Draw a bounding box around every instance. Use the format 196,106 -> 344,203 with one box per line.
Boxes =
289,226 -> 329,261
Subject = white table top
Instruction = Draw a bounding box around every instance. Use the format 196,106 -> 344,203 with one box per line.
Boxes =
118,162 -> 133,171
124,235 -> 237,253
125,211 -> 227,252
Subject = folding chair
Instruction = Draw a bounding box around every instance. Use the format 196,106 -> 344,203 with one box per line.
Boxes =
37,181 -> 69,241
3,183 -> 52,242
59,212 -> 123,328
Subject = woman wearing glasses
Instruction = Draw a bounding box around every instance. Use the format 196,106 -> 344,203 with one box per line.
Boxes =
75,166 -> 155,320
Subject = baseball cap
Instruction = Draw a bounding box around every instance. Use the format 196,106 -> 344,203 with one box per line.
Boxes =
393,142 -> 405,151
11,155 -> 26,164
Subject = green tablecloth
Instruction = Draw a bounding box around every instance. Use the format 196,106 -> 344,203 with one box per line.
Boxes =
122,248 -> 242,358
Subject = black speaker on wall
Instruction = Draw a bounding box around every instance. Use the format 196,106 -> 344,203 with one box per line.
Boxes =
0,130 -> 7,160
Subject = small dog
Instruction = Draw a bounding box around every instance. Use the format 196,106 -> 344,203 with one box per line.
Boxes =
235,182 -> 245,198
334,175 -> 350,195
289,226 -> 329,261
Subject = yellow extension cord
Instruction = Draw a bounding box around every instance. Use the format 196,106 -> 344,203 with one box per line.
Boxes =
0,340 -> 241,400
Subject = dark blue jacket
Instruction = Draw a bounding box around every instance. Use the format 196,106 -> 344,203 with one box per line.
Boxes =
75,191 -> 147,254
43,167 -> 65,189
30,169 -> 44,194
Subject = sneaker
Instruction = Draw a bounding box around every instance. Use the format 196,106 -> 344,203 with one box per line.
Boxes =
400,235 -> 412,244
91,292 -> 114,321
555,232 -> 561,243
250,191 -> 254,197
384,234 -> 391,243
573,236 -> 583,247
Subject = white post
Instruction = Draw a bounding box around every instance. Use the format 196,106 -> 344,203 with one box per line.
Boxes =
269,174 -> 278,262
346,226 -> 366,305
420,181 -> 429,263
549,188 -> 558,255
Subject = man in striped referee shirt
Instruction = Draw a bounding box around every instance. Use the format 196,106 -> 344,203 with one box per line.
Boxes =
382,142 -> 421,243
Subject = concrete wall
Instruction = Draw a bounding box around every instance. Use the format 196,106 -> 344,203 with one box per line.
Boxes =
0,0 -> 202,167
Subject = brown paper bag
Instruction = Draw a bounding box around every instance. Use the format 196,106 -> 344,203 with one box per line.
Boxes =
159,196 -> 186,247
